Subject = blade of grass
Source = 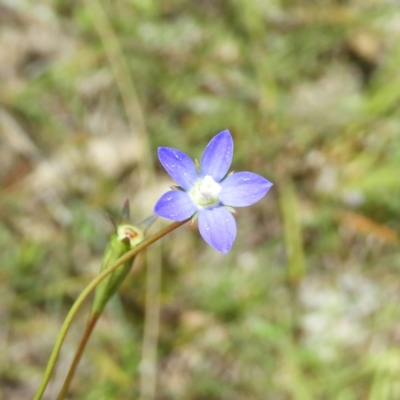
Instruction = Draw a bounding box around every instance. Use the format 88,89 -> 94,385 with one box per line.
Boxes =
279,179 -> 306,287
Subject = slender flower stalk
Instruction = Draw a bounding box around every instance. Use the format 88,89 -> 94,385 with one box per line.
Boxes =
33,219 -> 188,400
154,129 -> 273,253
56,313 -> 100,400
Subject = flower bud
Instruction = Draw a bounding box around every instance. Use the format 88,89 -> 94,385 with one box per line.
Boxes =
91,210 -> 157,315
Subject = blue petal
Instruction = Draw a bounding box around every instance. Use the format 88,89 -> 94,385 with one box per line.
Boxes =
158,147 -> 198,191
154,190 -> 197,221
220,172 -> 273,207
200,130 -> 233,182
198,207 -> 236,253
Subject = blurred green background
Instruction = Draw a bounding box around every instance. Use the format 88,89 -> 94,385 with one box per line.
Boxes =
1,0 -> 400,399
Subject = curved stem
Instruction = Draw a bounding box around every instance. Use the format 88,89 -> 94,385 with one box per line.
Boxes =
56,312 -> 100,400
33,219 -> 188,400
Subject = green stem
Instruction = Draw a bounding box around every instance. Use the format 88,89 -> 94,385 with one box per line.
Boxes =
33,219 -> 188,400
56,312 -> 100,400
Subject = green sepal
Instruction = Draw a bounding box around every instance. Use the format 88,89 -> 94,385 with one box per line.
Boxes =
170,185 -> 184,191
191,212 -> 199,223
195,158 -> 200,173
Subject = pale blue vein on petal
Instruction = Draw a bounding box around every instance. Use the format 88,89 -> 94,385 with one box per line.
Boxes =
198,207 -> 237,253
219,172 -> 273,207
154,190 -> 197,221
200,130 -> 233,182
158,147 -> 198,191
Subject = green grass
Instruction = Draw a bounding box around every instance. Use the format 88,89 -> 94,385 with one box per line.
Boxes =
1,0 -> 400,399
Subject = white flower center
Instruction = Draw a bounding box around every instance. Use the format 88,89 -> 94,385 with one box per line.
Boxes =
189,175 -> 221,208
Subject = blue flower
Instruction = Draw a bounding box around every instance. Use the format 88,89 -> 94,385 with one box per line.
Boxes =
154,130 -> 273,253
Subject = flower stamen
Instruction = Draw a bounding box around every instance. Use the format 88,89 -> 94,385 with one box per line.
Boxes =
189,175 -> 221,208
